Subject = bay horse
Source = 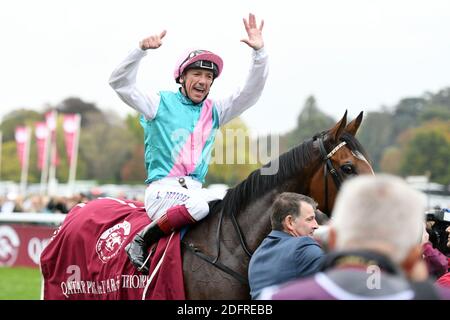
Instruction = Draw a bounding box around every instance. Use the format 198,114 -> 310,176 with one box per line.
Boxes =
40,111 -> 373,300
182,111 -> 373,299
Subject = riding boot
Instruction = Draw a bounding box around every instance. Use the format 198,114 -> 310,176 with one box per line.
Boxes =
125,219 -> 164,273
125,205 -> 196,273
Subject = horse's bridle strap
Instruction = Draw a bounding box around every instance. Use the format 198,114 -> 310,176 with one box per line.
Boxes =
318,136 -> 346,215
327,141 -> 347,159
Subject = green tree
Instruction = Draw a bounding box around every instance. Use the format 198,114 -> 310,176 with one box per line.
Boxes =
420,105 -> 450,122
125,113 -> 144,143
358,111 -> 394,171
379,146 -> 402,174
121,145 -> 146,183
427,87 -> 450,107
55,97 -> 103,128
206,118 -> 259,187
120,113 -> 146,183
0,110 -> 43,183
52,98 -> 137,183
0,98 -> 142,185
78,112 -> 134,183
392,98 -> 426,137
282,96 -> 335,152
400,131 -> 450,185
1,141 -> 22,182
0,109 -> 42,142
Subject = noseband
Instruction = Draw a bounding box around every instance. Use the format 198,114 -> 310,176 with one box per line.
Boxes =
317,136 -> 347,214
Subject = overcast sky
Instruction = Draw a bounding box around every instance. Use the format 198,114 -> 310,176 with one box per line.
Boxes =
1,0 -> 450,136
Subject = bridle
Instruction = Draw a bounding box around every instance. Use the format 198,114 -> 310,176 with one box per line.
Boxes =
182,136 -> 351,285
317,135 -> 347,215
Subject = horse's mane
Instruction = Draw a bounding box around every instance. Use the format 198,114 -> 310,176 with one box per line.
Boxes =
212,131 -> 369,216
213,137 -> 315,216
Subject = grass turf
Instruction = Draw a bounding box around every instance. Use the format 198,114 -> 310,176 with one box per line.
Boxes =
0,267 -> 41,300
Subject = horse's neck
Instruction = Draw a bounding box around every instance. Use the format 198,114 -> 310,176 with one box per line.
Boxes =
235,177 -> 310,252
235,190 -> 277,252
184,166 -> 317,256
183,190 -> 276,257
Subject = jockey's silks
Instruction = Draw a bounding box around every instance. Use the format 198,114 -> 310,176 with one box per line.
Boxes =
140,90 -> 220,184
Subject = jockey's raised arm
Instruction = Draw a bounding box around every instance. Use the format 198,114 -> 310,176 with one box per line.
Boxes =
108,13 -> 269,273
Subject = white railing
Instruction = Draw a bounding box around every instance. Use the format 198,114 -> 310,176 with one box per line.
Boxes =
0,212 -> 66,225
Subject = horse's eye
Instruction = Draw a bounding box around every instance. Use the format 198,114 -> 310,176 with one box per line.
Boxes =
341,164 -> 355,175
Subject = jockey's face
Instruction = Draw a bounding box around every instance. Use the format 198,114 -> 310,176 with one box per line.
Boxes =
180,68 -> 214,104
288,202 -> 319,238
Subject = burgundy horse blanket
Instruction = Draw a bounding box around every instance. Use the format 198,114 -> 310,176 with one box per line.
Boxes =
40,197 -> 185,299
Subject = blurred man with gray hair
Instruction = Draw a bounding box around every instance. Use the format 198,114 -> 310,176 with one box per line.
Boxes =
261,174 -> 450,300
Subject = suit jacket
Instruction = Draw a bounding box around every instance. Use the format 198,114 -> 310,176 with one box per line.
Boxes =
248,230 -> 324,299
264,250 -> 450,300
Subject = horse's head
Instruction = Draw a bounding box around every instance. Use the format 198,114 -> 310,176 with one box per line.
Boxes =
181,111 -> 374,299
308,111 -> 374,216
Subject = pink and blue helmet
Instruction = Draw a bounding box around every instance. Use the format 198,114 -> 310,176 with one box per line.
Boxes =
174,49 -> 223,83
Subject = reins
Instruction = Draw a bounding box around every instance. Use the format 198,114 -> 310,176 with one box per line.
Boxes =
317,136 -> 346,214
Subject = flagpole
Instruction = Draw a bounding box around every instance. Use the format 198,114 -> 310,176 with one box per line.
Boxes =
68,114 -> 81,196
20,127 -> 31,197
40,127 -> 50,196
47,110 -> 58,197
48,136 -> 56,196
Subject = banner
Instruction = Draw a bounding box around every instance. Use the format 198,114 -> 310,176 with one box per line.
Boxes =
0,224 -> 57,267
35,122 -> 49,170
45,110 -> 59,166
63,114 -> 80,165
45,110 -> 57,133
15,126 -> 28,168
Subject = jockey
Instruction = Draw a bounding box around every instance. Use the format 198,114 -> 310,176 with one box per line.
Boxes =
109,13 -> 269,273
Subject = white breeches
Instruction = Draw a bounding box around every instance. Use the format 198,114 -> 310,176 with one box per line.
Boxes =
144,177 -> 223,221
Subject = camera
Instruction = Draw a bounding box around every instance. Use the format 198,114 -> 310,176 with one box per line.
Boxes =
425,207 -> 450,255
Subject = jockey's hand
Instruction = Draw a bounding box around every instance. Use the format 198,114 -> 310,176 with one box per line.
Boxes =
241,13 -> 264,50
140,30 -> 167,50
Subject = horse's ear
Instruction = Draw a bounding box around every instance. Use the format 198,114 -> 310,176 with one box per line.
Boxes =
328,110 -> 347,141
345,111 -> 364,136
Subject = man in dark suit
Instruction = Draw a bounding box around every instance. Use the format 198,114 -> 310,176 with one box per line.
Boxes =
263,175 -> 450,300
248,192 -> 324,299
